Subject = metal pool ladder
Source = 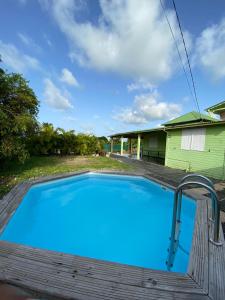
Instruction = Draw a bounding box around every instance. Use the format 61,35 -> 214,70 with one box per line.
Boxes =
166,174 -> 223,271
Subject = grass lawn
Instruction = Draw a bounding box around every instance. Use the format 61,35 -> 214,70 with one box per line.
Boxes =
0,155 -> 134,198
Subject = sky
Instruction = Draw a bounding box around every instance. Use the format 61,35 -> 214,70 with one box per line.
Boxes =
1,0 -> 225,136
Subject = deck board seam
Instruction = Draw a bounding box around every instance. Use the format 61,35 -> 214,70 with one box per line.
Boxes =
187,273 -> 208,295
0,171 -> 223,299
0,268 -> 211,300
0,251 -> 204,294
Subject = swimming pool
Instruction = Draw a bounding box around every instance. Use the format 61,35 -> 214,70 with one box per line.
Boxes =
0,172 -> 196,273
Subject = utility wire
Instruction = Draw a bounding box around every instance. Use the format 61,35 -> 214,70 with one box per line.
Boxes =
171,0 -> 202,118
159,0 -> 195,104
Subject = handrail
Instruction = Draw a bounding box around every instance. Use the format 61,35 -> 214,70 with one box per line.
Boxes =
179,174 -> 215,221
166,180 -> 222,271
180,173 -> 214,188
177,181 -> 221,243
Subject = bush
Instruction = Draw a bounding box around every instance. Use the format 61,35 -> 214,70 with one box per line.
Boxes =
28,124 -> 106,157
0,67 -> 107,163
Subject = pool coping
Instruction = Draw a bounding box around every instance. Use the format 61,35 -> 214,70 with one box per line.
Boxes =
0,170 -> 224,300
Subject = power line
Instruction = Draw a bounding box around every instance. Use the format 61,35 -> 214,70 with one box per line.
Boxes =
159,0 -> 195,104
171,0 -> 202,118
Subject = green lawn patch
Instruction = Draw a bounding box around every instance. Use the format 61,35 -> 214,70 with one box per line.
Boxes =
0,155 -> 134,198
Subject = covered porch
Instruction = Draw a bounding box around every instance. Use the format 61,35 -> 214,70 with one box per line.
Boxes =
109,128 -> 167,165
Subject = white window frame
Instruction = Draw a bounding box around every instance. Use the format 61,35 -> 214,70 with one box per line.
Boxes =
181,128 -> 205,151
181,129 -> 192,150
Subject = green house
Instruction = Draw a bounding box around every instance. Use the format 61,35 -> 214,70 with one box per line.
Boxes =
109,101 -> 225,180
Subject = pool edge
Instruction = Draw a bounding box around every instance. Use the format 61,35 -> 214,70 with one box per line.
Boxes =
0,170 -> 224,300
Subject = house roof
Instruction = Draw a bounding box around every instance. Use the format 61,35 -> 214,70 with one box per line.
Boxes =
109,119 -> 225,137
164,119 -> 225,130
109,127 -> 164,138
109,111 -> 222,138
205,100 -> 225,114
162,111 -> 217,126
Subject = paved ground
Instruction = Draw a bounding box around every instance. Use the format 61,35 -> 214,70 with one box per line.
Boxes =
111,153 -> 225,229
111,153 -> 225,198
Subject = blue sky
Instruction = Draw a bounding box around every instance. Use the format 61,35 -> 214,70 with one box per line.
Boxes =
1,0 -> 225,136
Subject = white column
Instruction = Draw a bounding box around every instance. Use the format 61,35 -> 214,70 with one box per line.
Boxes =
120,136 -> 124,156
137,134 -> 141,160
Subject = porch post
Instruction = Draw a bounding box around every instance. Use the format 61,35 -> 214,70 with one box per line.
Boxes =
129,138 -> 132,156
137,134 -> 141,160
120,136 -> 124,156
110,138 -> 113,153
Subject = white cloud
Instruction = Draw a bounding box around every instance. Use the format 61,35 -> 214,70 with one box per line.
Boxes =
41,0 -> 191,83
18,33 -> 42,53
43,78 -> 74,110
127,78 -> 155,92
60,68 -> 79,86
196,18 -> 225,80
114,91 -> 181,125
0,40 -> 40,73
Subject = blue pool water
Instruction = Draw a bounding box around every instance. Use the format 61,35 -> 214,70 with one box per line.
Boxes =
0,173 -> 196,272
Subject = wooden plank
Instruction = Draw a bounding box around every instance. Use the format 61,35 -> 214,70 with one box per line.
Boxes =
31,170 -> 91,185
0,241 -> 201,292
188,199 -> 209,293
208,202 -> 225,300
0,182 -> 31,233
0,255 -> 209,300
0,171 -> 217,299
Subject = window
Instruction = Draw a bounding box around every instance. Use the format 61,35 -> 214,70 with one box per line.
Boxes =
149,136 -> 158,149
181,128 -> 205,151
181,129 -> 192,150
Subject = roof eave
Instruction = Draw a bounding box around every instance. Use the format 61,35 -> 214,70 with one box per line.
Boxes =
108,127 -> 165,138
205,100 -> 225,112
164,118 -> 217,127
164,120 -> 225,130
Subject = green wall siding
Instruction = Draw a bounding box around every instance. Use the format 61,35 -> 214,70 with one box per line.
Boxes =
142,132 -> 166,158
165,126 -> 225,180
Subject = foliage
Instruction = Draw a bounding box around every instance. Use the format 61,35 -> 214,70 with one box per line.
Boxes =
0,69 -> 39,163
28,123 -> 104,156
74,134 -> 102,155
28,123 -> 57,155
0,155 -> 134,198
98,136 -> 108,143
0,67 -> 108,165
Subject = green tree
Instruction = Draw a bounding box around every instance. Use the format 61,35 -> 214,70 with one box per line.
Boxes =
0,69 -> 39,163
97,136 -> 108,152
29,125 -> 102,156
29,123 -> 58,155
73,134 -> 101,155
56,128 -> 77,155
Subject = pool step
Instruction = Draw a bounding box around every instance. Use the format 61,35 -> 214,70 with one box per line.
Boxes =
166,174 -> 222,271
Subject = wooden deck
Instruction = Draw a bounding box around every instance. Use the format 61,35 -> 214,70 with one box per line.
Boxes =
0,170 -> 224,299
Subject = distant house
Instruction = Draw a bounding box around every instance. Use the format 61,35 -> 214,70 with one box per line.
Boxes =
109,101 -> 225,180
206,100 -> 225,120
